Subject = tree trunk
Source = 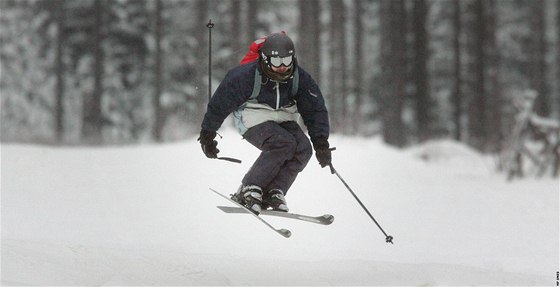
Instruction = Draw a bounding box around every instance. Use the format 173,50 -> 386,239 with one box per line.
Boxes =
466,0 -> 487,150
557,0 -> 560,118
529,0 -> 549,117
353,0 -> 364,134
380,0 -> 407,147
451,0 -> 463,141
231,0 -> 242,66
485,0 -> 503,152
53,0 -> 66,144
152,0 -> 164,142
329,0 -> 345,132
246,0 -> 258,41
298,0 -> 320,81
412,0 -> 431,142
82,0 -> 104,144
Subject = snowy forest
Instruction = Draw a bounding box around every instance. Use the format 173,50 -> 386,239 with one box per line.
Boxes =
1,0 -> 560,152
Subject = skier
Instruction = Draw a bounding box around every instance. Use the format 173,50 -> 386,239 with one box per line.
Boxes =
199,32 -> 332,214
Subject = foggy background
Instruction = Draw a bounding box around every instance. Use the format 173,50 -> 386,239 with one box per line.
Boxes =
1,0 -> 559,152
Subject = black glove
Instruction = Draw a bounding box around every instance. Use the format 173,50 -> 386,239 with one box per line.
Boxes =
198,130 -> 219,158
312,137 -> 332,168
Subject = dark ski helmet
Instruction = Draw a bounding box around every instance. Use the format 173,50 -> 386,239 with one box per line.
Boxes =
259,32 -> 296,81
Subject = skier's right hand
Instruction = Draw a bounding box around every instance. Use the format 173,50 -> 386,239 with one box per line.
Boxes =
198,129 -> 220,158
312,137 -> 332,168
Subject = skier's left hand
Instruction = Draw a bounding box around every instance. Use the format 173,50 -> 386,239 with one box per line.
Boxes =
198,129 -> 220,158
312,137 -> 332,168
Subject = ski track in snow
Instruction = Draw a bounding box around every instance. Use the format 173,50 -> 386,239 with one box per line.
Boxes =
1,129 -> 558,286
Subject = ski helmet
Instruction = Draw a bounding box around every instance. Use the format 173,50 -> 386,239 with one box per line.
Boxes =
259,32 -> 296,81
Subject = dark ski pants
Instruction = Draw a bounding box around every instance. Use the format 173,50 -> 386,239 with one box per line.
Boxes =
242,121 -> 313,195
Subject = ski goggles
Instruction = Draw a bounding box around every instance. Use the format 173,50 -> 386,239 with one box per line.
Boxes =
269,55 -> 293,67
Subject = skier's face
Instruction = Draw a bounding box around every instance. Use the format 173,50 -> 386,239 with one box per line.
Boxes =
271,65 -> 290,74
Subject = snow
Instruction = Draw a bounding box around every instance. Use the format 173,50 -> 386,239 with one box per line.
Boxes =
1,129 -> 558,286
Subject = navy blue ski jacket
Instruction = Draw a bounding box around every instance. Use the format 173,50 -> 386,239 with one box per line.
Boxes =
201,61 -> 329,141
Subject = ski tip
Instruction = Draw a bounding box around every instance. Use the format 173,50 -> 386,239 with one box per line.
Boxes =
279,229 -> 292,238
322,214 -> 335,224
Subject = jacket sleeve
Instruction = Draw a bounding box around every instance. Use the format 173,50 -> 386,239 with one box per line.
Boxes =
295,70 -> 330,141
201,71 -> 250,132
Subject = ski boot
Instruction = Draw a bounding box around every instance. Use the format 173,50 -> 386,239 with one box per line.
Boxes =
231,185 -> 263,215
263,189 -> 289,212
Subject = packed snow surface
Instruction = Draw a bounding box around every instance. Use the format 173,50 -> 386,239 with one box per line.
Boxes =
1,129 -> 558,286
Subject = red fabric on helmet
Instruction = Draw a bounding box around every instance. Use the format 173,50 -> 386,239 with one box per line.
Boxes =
239,31 -> 286,65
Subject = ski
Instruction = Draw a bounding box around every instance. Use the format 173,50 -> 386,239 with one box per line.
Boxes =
210,188 -> 292,238
216,206 -> 334,225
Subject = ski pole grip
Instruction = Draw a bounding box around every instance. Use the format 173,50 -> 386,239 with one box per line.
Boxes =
327,147 -> 336,174
328,148 -> 336,174
329,163 -> 336,174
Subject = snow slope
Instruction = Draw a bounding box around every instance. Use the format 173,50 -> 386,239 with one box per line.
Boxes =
1,129 -> 558,286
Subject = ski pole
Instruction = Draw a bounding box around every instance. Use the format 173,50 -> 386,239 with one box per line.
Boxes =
206,19 -> 214,102
328,159 -> 394,244
217,157 -> 242,164
205,20 -> 241,165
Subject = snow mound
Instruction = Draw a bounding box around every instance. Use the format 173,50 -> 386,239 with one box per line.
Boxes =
1,134 -> 557,286
407,139 -> 483,162
406,139 -> 494,172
